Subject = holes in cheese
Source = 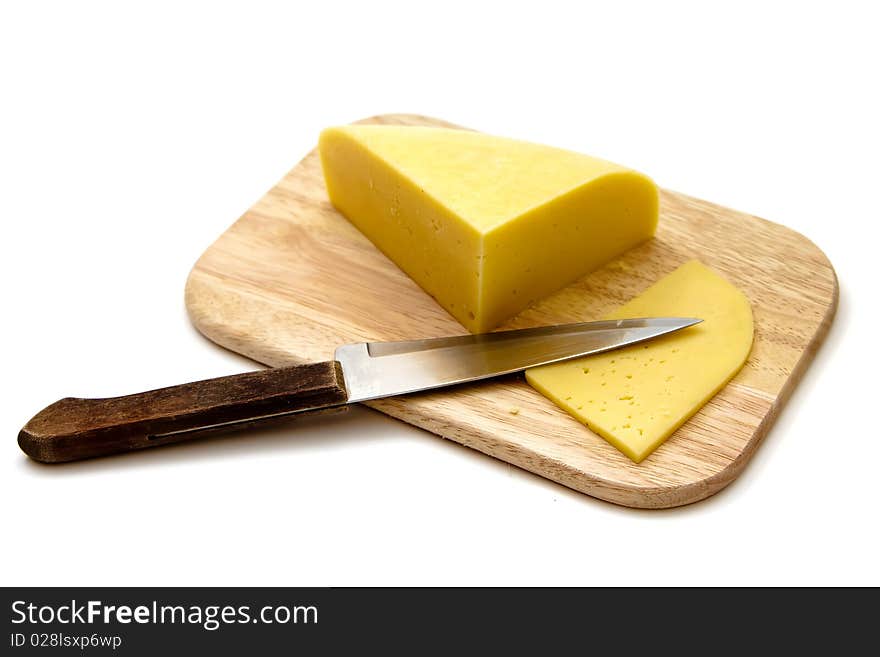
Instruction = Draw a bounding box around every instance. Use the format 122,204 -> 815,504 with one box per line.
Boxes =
319,125 -> 658,333
525,261 -> 754,463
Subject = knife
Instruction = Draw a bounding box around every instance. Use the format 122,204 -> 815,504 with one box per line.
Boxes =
18,317 -> 700,463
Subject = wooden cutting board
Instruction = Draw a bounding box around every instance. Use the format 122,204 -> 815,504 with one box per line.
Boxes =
185,114 -> 837,508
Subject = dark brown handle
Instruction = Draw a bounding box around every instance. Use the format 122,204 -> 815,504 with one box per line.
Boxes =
18,361 -> 348,463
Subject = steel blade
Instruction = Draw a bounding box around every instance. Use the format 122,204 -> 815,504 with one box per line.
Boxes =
336,317 -> 701,403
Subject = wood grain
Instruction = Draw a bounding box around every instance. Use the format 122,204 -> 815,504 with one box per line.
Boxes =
184,114 -> 838,508
19,361 -> 348,463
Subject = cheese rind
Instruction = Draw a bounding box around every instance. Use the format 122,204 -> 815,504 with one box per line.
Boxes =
319,125 -> 658,332
525,261 -> 754,463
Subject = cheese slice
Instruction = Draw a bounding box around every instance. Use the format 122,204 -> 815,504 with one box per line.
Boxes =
319,125 -> 658,333
525,261 -> 753,463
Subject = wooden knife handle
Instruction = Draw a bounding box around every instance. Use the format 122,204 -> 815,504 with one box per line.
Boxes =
18,361 -> 349,463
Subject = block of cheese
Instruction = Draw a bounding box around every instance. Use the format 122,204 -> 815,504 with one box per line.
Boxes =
319,125 -> 659,333
525,261 -> 753,463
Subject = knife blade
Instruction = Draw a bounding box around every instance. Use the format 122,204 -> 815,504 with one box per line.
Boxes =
338,317 -> 700,402
18,317 -> 700,463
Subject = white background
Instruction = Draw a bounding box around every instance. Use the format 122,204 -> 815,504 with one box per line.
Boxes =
2,1 -> 877,586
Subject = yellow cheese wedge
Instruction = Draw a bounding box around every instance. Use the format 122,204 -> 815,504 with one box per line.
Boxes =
319,125 -> 658,333
525,261 -> 753,463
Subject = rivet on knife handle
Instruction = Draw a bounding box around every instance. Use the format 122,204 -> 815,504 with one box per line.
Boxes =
18,361 -> 349,463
